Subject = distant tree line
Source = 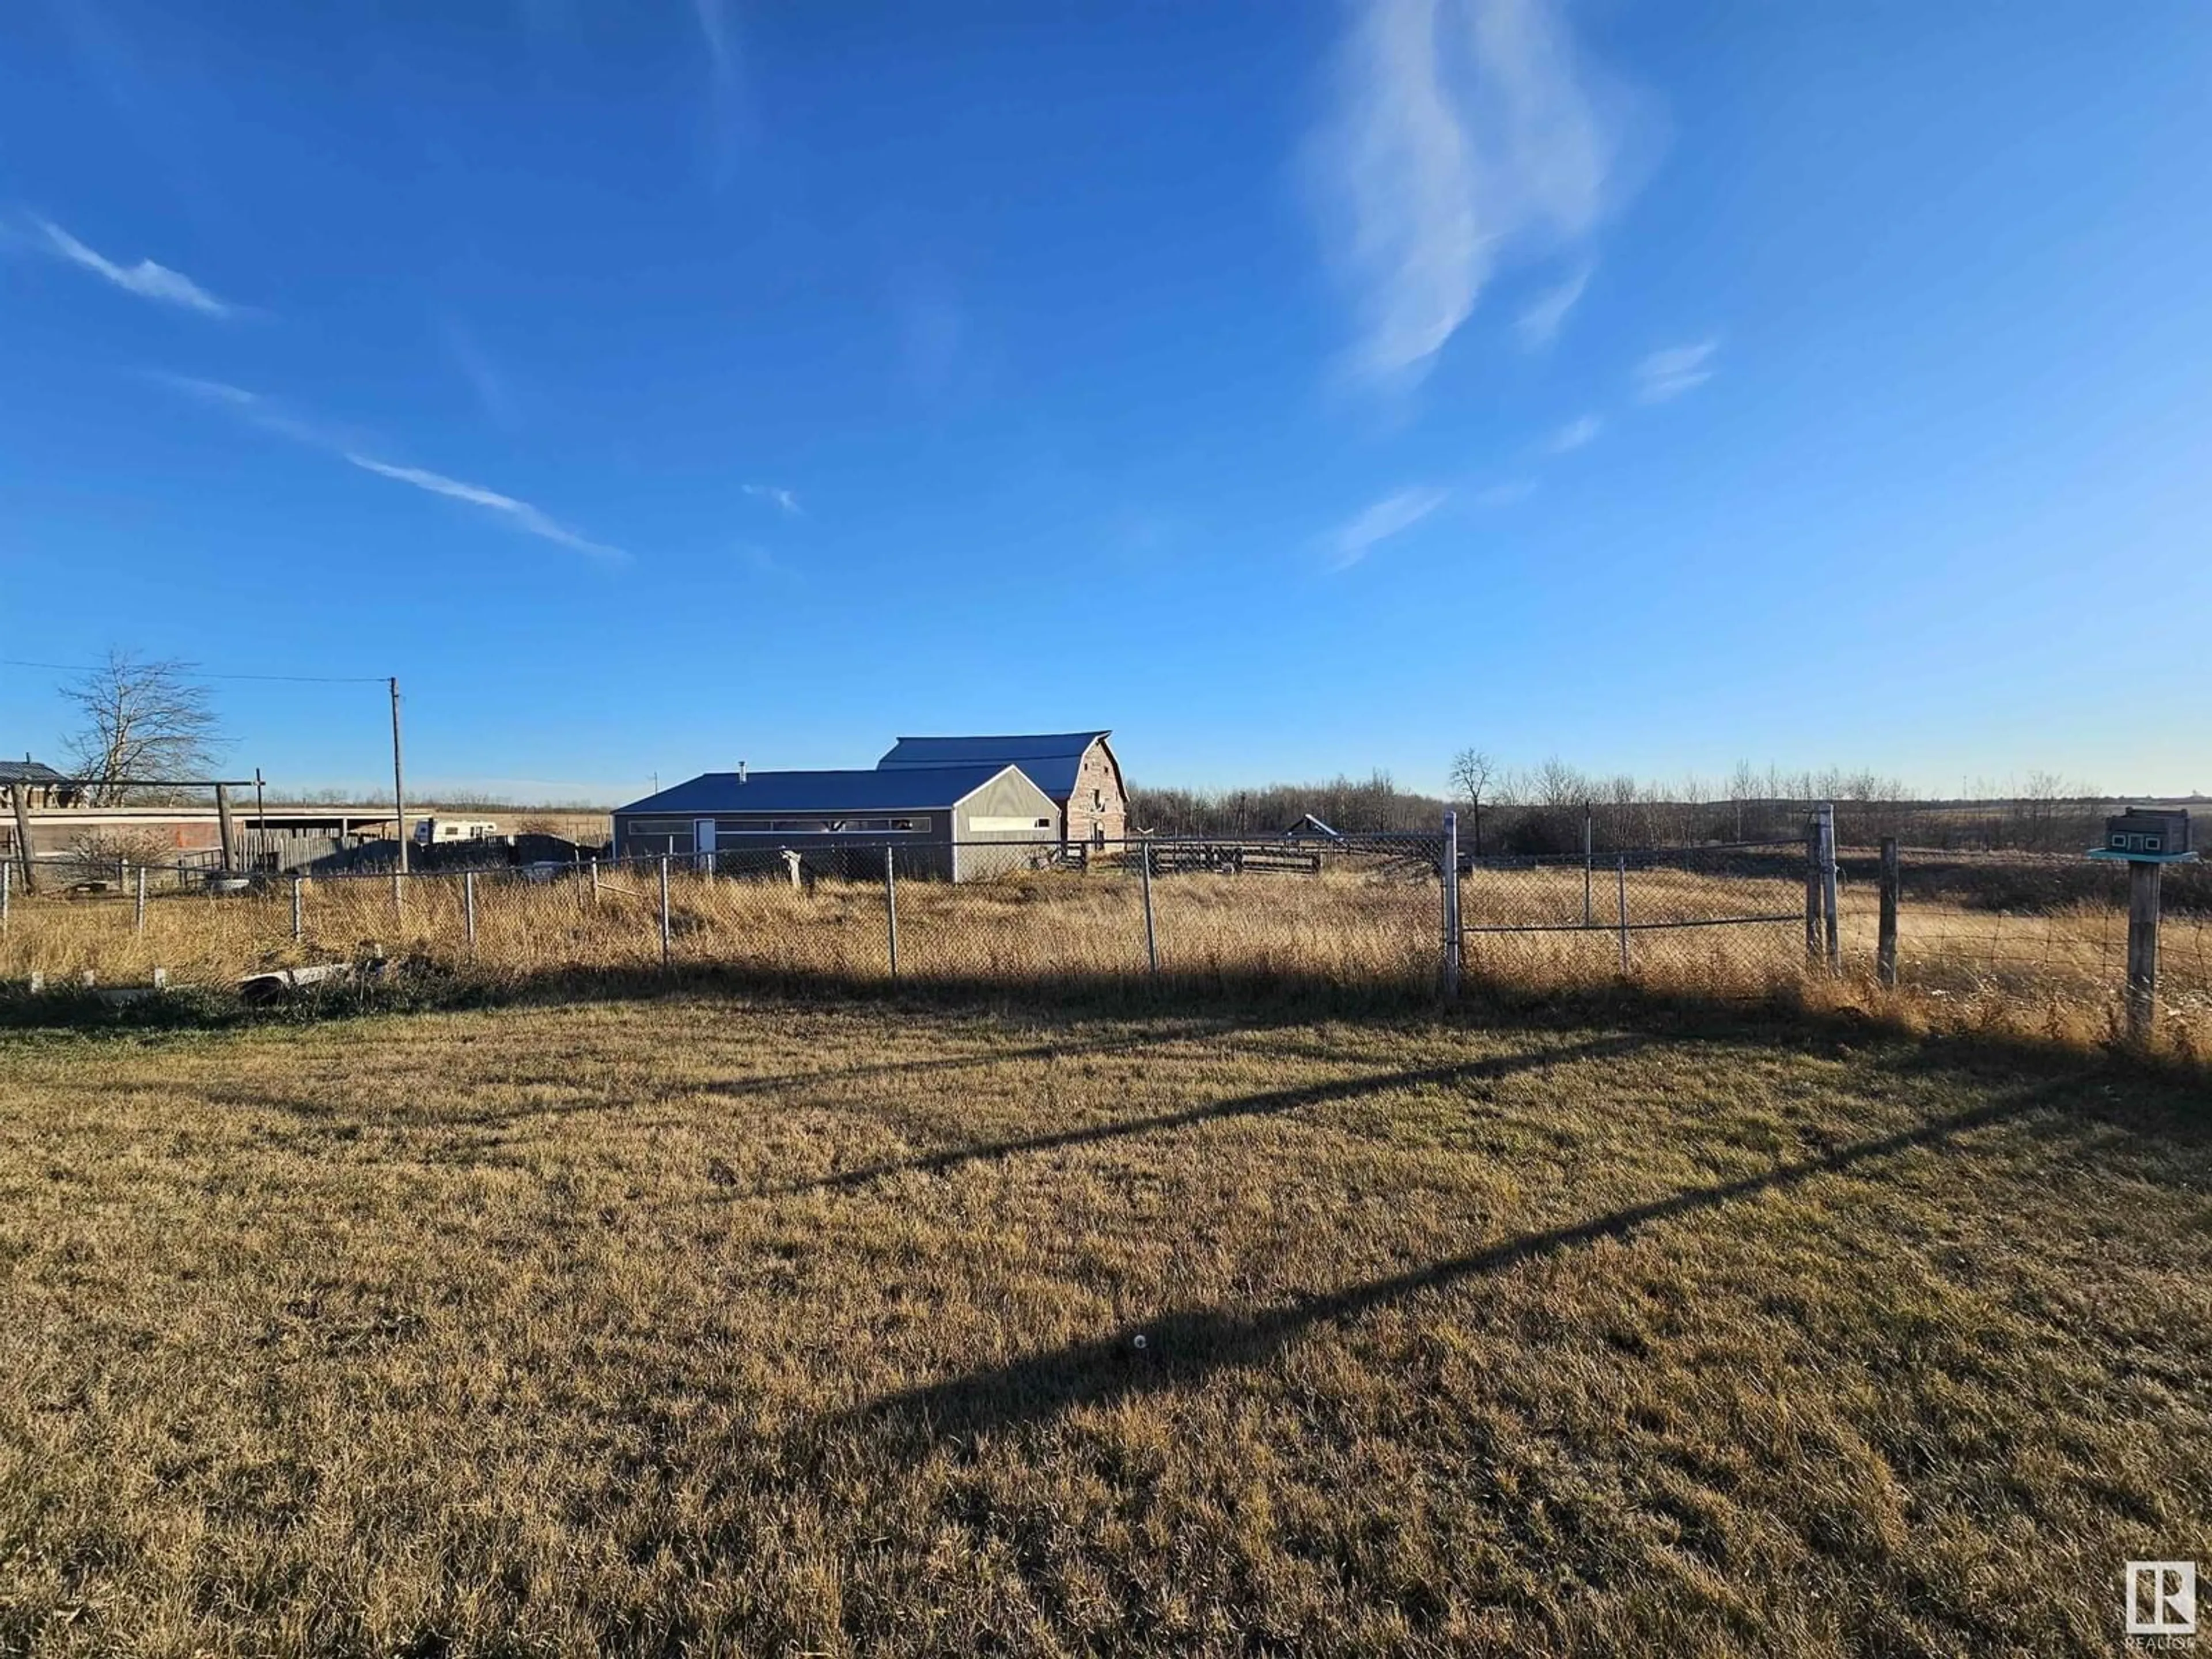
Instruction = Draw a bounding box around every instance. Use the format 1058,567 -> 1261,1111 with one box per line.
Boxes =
1128,772 -> 1446,838
1132,756 -> 2124,855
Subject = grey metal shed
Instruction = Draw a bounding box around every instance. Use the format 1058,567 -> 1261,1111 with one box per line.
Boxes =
612,763 -> 1060,881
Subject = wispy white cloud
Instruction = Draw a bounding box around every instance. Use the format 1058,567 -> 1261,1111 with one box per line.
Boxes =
343,455 -> 622,561
1330,486 -> 1450,570
1516,261 -> 1592,350
1307,0 -> 1643,387
156,374 -> 622,562
149,373 -> 342,446
1635,338 -> 1718,402
742,482 -> 802,516
1544,413 -> 1602,454
35,218 -> 230,315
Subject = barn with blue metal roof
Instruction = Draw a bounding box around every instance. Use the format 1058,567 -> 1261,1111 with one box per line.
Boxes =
877,731 -> 1126,847
611,760 -> 1063,882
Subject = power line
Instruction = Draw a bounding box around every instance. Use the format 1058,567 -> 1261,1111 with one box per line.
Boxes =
0,657 -> 387,685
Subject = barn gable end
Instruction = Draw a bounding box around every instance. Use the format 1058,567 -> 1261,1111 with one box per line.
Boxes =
877,731 -> 1127,847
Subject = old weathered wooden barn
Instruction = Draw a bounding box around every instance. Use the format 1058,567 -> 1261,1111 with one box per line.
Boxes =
876,732 -> 1127,847
611,763 -> 1062,882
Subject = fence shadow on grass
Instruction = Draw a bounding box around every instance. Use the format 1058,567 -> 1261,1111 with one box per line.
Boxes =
845,1071 -> 2109,1448
2,955 -> 2203,1092
752,1032 -> 1652,1199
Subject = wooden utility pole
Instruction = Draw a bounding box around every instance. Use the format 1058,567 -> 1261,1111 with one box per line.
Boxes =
213,782 -> 237,874
389,677 -> 408,876
7,782 -> 34,895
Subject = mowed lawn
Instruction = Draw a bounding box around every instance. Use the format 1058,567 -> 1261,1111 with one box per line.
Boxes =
2,995 -> 2208,1656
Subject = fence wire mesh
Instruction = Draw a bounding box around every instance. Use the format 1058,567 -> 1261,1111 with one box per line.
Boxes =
1457,839 -> 1812,990
3,826 -> 2207,1049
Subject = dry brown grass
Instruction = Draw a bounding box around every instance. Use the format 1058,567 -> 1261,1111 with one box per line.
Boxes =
5,861 -> 2209,1058
2,993 -> 2209,1654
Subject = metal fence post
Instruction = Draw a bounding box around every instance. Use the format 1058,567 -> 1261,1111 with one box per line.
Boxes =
1877,838 -> 1899,987
135,864 -> 147,935
1819,802 -> 1841,972
1441,810 -> 1462,999
464,870 -> 478,957
1,858 -> 9,935
658,854 -> 672,967
1615,854 -> 1630,975
884,845 -> 899,978
291,873 -> 304,941
1139,836 -> 1158,974
589,857 -> 600,905
2127,859 -> 2162,1044
392,869 -> 404,921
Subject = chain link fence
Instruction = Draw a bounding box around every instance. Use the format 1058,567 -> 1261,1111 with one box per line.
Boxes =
1459,838 -> 1813,990
3,822 -> 2206,1047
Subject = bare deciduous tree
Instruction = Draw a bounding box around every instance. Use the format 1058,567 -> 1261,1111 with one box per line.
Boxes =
60,650 -> 223,804
1449,748 -> 1494,854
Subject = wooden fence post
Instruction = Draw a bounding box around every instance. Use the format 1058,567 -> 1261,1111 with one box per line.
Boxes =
8,782 -> 35,895
1139,836 -> 1159,975
2127,859 -> 2162,1044
1877,838 -> 1899,987
1,857 -> 9,933
1615,854 -> 1630,976
1819,802 -> 1841,972
135,864 -> 147,935
883,846 -> 899,979
589,858 -> 600,905
291,873 -> 304,941
1805,820 -> 1822,963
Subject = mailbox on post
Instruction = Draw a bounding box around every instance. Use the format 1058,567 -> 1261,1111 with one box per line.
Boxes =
2089,807 -> 2196,1043
2101,808 -> 2192,858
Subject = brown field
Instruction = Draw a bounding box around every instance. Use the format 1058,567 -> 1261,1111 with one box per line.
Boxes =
2,991 -> 2209,1655
5,857 -> 2208,1056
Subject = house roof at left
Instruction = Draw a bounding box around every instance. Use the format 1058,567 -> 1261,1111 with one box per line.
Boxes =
615,764 -> 1025,817
0,760 -> 69,785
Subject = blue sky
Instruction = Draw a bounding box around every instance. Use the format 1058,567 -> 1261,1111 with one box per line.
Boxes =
3,1 -> 2208,803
